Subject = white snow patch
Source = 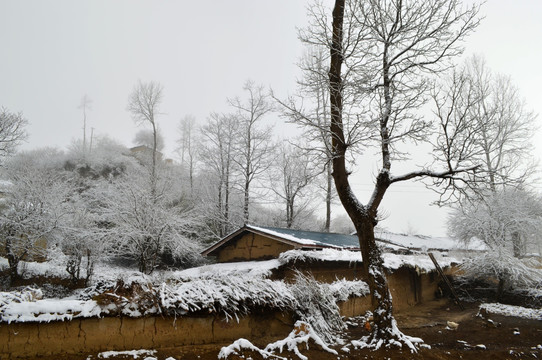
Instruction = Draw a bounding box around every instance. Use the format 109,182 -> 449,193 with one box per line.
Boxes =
97,349 -> 156,358
280,248 -> 362,263
169,259 -> 281,280
1,298 -> 101,323
218,338 -> 284,359
264,321 -> 338,360
218,322 -> 340,360
479,303 -> 542,320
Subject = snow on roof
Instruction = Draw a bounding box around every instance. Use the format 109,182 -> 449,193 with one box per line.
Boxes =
248,225 -> 360,248
203,225 -> 485,258
375,231 -> 486,252
382,252 -> 459,272
248,225 -> 321,246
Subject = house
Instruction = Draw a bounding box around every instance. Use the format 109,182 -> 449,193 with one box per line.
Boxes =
202,225 -> 467,312
201,224 -> 476,263
201,225 -> 360,263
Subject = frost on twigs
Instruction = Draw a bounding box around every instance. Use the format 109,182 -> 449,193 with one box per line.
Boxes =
351,312 -> 424,352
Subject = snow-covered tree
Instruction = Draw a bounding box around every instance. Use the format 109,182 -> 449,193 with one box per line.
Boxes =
97,165 -> 203,274
449,189 -> 542,257
430,56 -> 538,204
0,107 -> 27,161
127,80 -> 164,196
449,189 -> 542,298
0,148 -> 72,284
58,192 -> 107,286
199,112 -> 242,237
270,143 -> 319,229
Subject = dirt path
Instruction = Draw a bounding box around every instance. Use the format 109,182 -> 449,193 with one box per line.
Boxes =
158,300 -> 542,360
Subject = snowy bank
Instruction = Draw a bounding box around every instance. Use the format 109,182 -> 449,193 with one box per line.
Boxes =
479,303 -> 542,320
0,275 -> 369,323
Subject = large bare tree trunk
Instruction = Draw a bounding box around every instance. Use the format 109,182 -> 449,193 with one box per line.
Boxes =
328,0 -> 396,341
325,165 -> 332,232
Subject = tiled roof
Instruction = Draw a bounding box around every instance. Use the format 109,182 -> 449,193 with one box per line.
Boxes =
251,225 -> 359,249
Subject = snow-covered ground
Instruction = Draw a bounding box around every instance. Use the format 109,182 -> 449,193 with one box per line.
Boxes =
480,303 -> 542,320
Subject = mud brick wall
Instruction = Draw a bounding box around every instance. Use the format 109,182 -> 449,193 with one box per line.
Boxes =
0,312 -> 293,359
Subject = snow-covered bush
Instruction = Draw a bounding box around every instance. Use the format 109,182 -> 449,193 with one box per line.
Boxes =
0,287 -> 42,312
289,271 -> 347,343
460,252 -> 542,300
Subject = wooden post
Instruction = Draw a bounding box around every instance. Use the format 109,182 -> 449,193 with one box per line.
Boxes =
428,252 -> 464,310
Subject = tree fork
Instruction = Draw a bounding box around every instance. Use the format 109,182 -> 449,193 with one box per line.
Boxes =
328,0 -> 398,343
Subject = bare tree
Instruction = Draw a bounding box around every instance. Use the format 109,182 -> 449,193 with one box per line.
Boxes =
229,80 -> 275,224
275,48 -> 337,231
271,143 -> 318,229
200,112 -> 239,236
127,80 -> 164,195
177,115 -> 199,193
431,56 -> 538,203
321,0 -> 481,347
0,107 -> 28,160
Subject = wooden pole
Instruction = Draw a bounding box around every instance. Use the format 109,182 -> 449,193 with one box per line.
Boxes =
428,252 -> 464,310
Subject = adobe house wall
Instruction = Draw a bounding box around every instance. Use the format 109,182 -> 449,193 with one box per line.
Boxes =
0,270 -> 446,359
0,312 -> 294,359
217,233 -> 295,262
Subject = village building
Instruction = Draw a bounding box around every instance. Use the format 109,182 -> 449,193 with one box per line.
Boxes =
201,225 -> 473,313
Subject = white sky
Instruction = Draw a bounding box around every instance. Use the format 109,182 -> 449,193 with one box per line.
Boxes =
1,0 -> 541,236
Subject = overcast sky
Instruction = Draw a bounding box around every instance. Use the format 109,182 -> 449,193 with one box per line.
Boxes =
1,0 -> 541,236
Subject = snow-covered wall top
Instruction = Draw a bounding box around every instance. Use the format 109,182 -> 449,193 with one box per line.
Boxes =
0,275 -> 369,324
278,249 -> 459,272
